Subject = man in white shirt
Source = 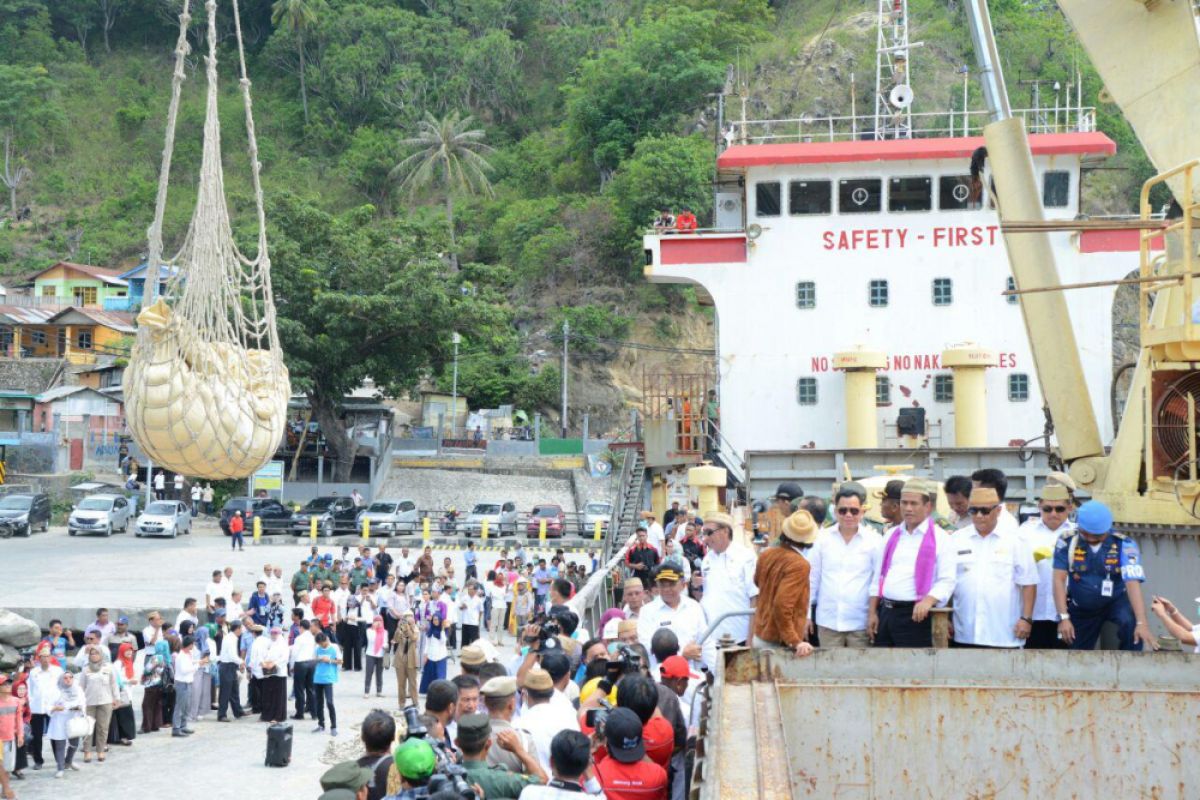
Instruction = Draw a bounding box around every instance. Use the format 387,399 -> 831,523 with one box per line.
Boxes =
153,470 -> 166,500
869,478 -> 956,648
459,582 -> 484,647
173,472 -> 185,500
395,547 -> 415,585
141,612 -> 166,655
808,485 -> 883,647
642,511 -> 665,554
289,619 -> 318,720
1019,483 -> 1074,650
205,569 -> 229,623
697,512 -> 756,665
516,668 -> 580,775
217,618 -> 247,720
175,597 -> 199,631
950,487 -> 1038,648
27,644 -> 64,769
971,468 -> 1021,535
637,564 -> 709,671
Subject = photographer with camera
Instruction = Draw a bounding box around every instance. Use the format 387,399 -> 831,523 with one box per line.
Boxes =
457,713 -> 547,798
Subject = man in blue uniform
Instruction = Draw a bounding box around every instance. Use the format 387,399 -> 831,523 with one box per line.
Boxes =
1052,501 -> 1156,651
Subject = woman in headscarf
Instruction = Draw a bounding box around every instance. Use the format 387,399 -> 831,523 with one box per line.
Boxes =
418,597 -> 448,693
141,640 -> 170,733
160,634 -> 181,727
266,592 -> 286,631
79,645 -> 117,763
47,671 -> 84,778
188,626 -> 213,722
9,673 -> 31,780
363,615 -> 389,698
107,643 -> 137,746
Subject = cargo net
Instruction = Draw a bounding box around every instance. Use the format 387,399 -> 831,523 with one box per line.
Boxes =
124,0 -> 290,479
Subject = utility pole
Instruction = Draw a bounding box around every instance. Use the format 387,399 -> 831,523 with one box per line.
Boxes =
451,332 -> 461,438
561,320 -> 569,438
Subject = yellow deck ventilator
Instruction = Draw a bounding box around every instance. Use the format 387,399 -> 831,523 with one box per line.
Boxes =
124,0 -> 290,479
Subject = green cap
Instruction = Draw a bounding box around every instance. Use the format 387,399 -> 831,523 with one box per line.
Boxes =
393,738 -> 437,780
320,761 -> 373,792
319,791 -> 358,800
455,713 -> 491,750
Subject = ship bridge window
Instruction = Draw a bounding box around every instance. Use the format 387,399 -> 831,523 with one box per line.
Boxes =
1008,373 -> 1030,402
939,175 -> 981,211
889,176 -> 932,212
868,279 -> 889,308
797,377 -> 818,405
839,178 -> 882,214
788,180 -> 832,215
755,182 -> 782,217
932,277 -> 952,306
795,281 -> 816,309
934,374 -> 954,403
1043,171 -> 1070,208
876,375 -> 891,406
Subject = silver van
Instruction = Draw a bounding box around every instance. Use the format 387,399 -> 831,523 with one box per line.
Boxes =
357,498 -> 420,535
463,501 -> 519,537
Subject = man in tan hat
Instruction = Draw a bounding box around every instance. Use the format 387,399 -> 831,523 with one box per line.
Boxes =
621,577 -> 646,619
616,618 -> 640,645
640,510 -> 665,554
752,509 -> 816,656
699,512 -> 758,661
459,642 -> 488,677
391,610 -> 420,709
482,676 -> 537,773
1018,482 -> 1074,649
869,478 -> 956,647
950,486 -> 1038,648
637,563 -> 709,671
517,667 -> 580,775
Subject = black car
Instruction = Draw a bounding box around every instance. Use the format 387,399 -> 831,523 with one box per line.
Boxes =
0,493 -> 52,537
219,497 -> 294,535
291,496 -> 360,536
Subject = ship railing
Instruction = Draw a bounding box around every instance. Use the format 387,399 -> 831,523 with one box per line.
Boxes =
734,106 -> 1097,146
645,226 -> 747,237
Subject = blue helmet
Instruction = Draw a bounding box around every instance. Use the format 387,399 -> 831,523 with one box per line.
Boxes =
1076,501 -> 1113,535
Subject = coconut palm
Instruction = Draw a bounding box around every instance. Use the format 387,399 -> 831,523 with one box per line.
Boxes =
271,0 -> 322,124
390,111 -> 495,252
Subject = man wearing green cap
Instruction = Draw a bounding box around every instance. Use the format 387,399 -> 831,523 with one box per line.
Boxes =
388,738 -> 438,799
456,712 -> 547,799
320,761 -> 373,800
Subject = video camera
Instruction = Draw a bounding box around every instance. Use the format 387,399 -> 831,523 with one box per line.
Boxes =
604,644 -> 643,682
401,706 -> 478,800
523,613 -> 563,650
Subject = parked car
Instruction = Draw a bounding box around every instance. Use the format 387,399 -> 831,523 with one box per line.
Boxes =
134,500 -> 192,538
527,503 -> 566,538
68,494 -> 133,537
219,497 -> 294,535
357,499 -> 420,535
463,501 -> 519,538
291,496 -> 360,536
580,501 -> 613,535
0,493 -> 52,537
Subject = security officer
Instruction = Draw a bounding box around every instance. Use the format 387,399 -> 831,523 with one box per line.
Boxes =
456,712 -> 547,798
1052,500 -> 1156,651
756,482 -> 803,541
319,761 -> 373,797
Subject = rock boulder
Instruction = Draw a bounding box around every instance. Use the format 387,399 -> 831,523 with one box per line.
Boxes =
0,608 -> 42,649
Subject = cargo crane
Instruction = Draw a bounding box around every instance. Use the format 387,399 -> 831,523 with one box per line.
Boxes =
973,0 -> 1200,599
692,4 -> 1200,798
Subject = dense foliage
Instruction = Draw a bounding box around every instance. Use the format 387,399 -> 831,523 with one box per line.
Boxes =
0,0 -> 1165,435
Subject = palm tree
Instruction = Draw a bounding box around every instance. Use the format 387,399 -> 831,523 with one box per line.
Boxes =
390,111 -> 495,254
271,0 -> 322,124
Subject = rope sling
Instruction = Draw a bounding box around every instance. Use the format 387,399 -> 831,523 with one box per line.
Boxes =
124,0 -> 290,479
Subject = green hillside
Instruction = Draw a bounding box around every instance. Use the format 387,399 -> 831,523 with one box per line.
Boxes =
0,0 -> 1161,429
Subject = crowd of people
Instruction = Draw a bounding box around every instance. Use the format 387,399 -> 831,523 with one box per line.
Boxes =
0,465 -> 1181,800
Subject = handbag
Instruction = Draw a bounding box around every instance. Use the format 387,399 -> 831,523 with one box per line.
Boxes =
2,740 -> 15,772
67,713 -> 94,740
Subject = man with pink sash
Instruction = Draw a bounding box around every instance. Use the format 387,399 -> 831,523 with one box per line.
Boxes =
868,478 -> 956,647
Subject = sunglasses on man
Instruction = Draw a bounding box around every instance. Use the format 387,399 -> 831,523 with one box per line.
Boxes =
835,507 -> 861,516
967,505 -> 999,516
1040,505 -> 1068,514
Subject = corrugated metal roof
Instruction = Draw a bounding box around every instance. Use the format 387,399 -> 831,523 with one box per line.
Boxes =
0,305 -> 61,325
46,307 -> 136,333
38,261 -> 128,286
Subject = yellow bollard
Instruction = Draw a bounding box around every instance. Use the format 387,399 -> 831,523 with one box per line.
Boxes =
310,515 -> 318,541
481,518 -> 489,541
593,520 -> 602,540
423,516 -> 431,542
253,515 -> 261,543
539,517 -> 547,543
362,516 -> 370,541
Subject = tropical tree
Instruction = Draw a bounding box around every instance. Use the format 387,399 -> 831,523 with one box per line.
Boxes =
271,0 -> 322,124
390,110 -> 495,254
